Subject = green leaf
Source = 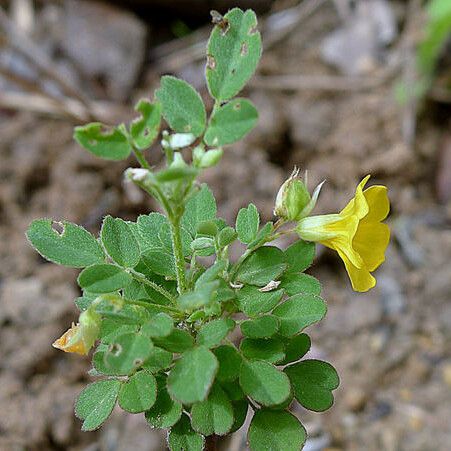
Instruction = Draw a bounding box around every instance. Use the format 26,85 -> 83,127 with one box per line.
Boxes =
101,216 -> 140,268
141,313 -> 173,338
178,281 -> 219,312
74,122 -> 131,160
235,246 -> 287,286
75,379 -> 120,431
154,328 -> 194,353
213,345 -> 242,382
273,294 -> 327,337
156,76 -> 206,137
168,414 -> 205,451
145,375 -> 182,428
182,185 -> 217,238
248,410 -> 306,451
104,332 -> 152,375
241,315 -> 279,338
168,346 -> 218,404
78,264 -> 132,293
195,260 -> 227,288
236,285 -> 283,317
204,98 -> 258,146
284,240 -> 315,273
196,318 -> 235,348
285,359 -> 339,412
221,380 -> 245,401
236,203 -> 259,244
280,273 -> 321,296
142,248 -> 176,278
218,226 -> 238,248
279,333 -> 311,365
142,346 -> 173,373
191,384 -> 234,436
130,99 -> 161,150
248,221 -> 273,248
100,319 -> 138,344
118,370 -> 157,413
92,346 -> 121,376
206,8 -> 262,101
26,219 -> 104,268
240,337 -> 285,364
230,399 -> 248,433
155,165 -> 198,183
239,360 -> 290,406
137,212 -> 168,249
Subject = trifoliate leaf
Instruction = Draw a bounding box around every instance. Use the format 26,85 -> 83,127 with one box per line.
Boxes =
168,346 -> 218,404
74,122 -> 131,160
248,410 -> 306,451
100,216 -> 140,268
130,99 -> 161,150
118,370 -> 157,413
196,318 -> 235,348
213,345 -> 242,382
191,384 -> 234,436
236,285 -> 284,317
206,8 -> 262,101
77,264 -> 132,293
240,337 -> 285,364
280,273 -> 321,296
75,379 -> 120,431
167,414 -> 205,451
26,219 -> 104,268
145,375 -> 182,428
273,294 -> 327,337
279,333 -> 311,365
239,360 -> 290,406
284,240 -> 315,273
285,359 -> 339,412
240,315 -> 279,338
182,185 -> 217,238
104,332 -> 152,375
156,76 -> 206,137
204,98 -> 258,146
236,203 -> 259,244
235,246 -> 286,286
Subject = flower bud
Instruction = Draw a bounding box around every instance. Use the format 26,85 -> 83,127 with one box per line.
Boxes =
274,170 -> 311,221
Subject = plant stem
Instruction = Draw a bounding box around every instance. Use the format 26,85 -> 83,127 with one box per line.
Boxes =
132,147 -> 152,170
169,216 -> 188,294
129,269 -> 177,304
122,297 -> 181,315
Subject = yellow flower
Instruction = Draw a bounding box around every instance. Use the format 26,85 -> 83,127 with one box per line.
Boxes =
53,309 -> 100,355
296,176 -> 390,292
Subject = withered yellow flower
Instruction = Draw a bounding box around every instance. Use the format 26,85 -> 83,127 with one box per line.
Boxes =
296,176 -> 390,292
53,309 -> 100,355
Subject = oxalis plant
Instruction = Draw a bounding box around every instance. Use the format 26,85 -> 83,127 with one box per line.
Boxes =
26,9 -> 390,451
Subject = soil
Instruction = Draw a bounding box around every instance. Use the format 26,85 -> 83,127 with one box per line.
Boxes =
0,1 -> 450,450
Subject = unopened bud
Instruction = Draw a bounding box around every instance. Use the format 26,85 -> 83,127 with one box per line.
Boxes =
274,169 -> 310,221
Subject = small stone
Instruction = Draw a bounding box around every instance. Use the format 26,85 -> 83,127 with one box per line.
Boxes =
442,364 -> 451,387
344,387 -> 367,412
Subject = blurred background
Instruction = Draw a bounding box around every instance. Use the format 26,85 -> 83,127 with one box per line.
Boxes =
1,0 -> 450,450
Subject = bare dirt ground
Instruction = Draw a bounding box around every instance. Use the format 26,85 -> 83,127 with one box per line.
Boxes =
0,1 -> 450,450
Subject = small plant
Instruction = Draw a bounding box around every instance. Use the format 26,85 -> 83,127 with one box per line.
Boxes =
26,9 -> 390,450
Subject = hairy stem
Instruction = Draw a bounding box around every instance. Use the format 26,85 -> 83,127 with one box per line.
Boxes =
169,217 -> 188,294
129,269 -> 177,304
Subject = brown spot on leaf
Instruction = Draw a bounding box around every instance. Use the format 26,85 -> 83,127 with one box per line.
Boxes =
207,55 -> 216,70
240,42 -> 248,57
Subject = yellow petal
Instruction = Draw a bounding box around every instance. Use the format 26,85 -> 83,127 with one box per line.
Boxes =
52,325 -> 88,355
340,175 -> 370,220
353,222 -> 390,271
336,248 -> 376,292
362,185 -> 390,222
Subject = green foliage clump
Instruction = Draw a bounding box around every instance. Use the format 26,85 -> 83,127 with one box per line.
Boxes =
27,9 -> 339,450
